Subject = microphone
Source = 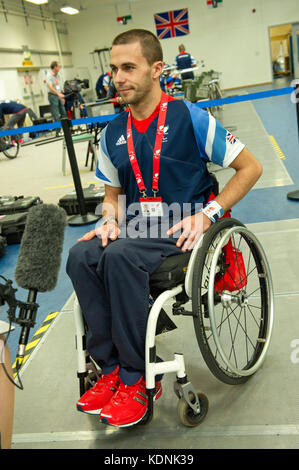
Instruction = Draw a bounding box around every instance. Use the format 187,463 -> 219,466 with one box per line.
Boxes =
14,204 -> 67,361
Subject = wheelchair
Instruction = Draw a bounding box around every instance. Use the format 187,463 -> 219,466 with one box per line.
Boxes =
73,215 -> 274,428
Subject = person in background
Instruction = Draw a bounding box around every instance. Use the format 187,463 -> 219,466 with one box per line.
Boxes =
160,63 -> 181,93
107,79 -> 126,113
64,90 -> 87,119
175,44 -> 197,80
46,61 -> 67,126
95,72 -> 111,99
0,100 -> 38,144
0,332 -> 14,449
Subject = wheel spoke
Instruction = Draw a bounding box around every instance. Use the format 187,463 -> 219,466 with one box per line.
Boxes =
246,303 -> 263,329
192,219 -> 273,384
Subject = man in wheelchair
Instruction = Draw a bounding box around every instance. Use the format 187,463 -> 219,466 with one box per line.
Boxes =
66,29 -> 263,428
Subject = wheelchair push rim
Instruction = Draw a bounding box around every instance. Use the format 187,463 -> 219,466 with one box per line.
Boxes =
192,218 -> 274,384
208,225 -> 274,377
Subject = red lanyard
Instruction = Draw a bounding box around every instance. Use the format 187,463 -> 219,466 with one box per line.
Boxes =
126,92 -> 169,197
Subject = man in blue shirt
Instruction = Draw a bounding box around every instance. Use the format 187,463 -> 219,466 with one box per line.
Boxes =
175,44 -> 196,79
66,29 -> 262,428
0,100 -> 37,142
95,72 -> 111,98
64,90 -> 87,119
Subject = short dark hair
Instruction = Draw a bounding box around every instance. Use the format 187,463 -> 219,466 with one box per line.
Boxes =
112,29 -> 163,65
50,61 -> 59,70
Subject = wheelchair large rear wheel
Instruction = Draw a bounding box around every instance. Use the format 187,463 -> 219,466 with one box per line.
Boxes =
192,218 -> 274,385
0,136 -> 19,159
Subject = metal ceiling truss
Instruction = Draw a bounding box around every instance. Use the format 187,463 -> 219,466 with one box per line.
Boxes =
0,0 -> 66,24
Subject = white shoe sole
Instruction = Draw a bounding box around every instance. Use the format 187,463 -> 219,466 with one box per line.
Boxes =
77,404 -> 102,415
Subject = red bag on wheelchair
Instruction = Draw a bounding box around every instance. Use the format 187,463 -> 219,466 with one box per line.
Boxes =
214,237 -> 247,292
206,189 -> 247,293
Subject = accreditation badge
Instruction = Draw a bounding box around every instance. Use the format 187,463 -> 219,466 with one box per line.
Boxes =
139,197 -> 164,217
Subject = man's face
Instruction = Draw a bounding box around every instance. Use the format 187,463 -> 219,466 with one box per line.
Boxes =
110,42 -> 161,105
54,63 -> 60,75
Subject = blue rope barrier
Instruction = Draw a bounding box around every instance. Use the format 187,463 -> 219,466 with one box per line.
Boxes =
0,114 -> 115,138
0,86 -> 294,138
195,86 -> 294,108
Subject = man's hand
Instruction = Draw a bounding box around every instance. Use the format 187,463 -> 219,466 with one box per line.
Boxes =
167,212 -> 211,252
77,220 -> 120,247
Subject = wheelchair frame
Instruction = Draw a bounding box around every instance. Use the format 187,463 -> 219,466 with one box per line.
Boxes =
73,217 -> 274,427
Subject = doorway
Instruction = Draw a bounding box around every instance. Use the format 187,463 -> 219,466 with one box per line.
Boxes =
291,22 -> 299,79
269,23 -> 293,80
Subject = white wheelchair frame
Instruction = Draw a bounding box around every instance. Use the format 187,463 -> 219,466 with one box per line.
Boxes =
73,218 -> 274,427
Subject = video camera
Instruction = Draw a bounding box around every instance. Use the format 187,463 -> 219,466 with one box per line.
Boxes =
63,78 -> 90,97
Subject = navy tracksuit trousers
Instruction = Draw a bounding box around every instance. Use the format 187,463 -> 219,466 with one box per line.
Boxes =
66,227 -> 182,385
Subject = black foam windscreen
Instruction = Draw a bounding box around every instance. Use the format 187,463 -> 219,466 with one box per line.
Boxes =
15,204 -> 67,292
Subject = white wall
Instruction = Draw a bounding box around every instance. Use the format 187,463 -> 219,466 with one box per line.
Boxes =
0,0 -> 298,104
0,9 -> 72,102
65,0 -> 299,91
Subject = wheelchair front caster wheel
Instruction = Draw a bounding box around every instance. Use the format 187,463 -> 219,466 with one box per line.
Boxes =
177,391 -> 209,427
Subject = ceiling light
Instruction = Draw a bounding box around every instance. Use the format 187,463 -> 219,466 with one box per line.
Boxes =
60,6 -> 79,15
25,0 -> 48,4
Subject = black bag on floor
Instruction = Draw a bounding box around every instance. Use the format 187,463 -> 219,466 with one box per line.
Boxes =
32,118 -> 49,125
0,195 -> 42,215
58,184 -> 105,215
30,118 -> 52,138
0,212 -> 28,245
0,235 -> 7,257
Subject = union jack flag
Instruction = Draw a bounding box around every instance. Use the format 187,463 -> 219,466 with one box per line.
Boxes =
226,131 -> 237,145
154,8 -> 189,40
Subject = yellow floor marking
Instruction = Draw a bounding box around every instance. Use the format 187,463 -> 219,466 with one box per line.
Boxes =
269,135 -> 286,160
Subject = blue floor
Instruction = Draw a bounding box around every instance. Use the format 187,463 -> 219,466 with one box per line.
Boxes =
229,82 -> 299,224
1,79 -> 299,361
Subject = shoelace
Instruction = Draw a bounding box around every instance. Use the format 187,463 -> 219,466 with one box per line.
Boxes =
94,373 -> 119,390
113,382 -> 146,404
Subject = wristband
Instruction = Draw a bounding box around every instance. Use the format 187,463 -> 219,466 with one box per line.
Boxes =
99,216 -> 118,227
202,200 -> 224,223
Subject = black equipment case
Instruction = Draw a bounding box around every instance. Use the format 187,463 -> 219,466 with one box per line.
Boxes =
32,118 -> 50,125
58,184 -> 105,215
0,235 -> 6,257
30,118 -> 52,138
0,195 -> 42,215
0,212 -> 28,245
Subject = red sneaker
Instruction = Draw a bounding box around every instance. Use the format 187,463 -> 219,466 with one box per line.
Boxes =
100,377 -> 162,427
76,365 -> 120,415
